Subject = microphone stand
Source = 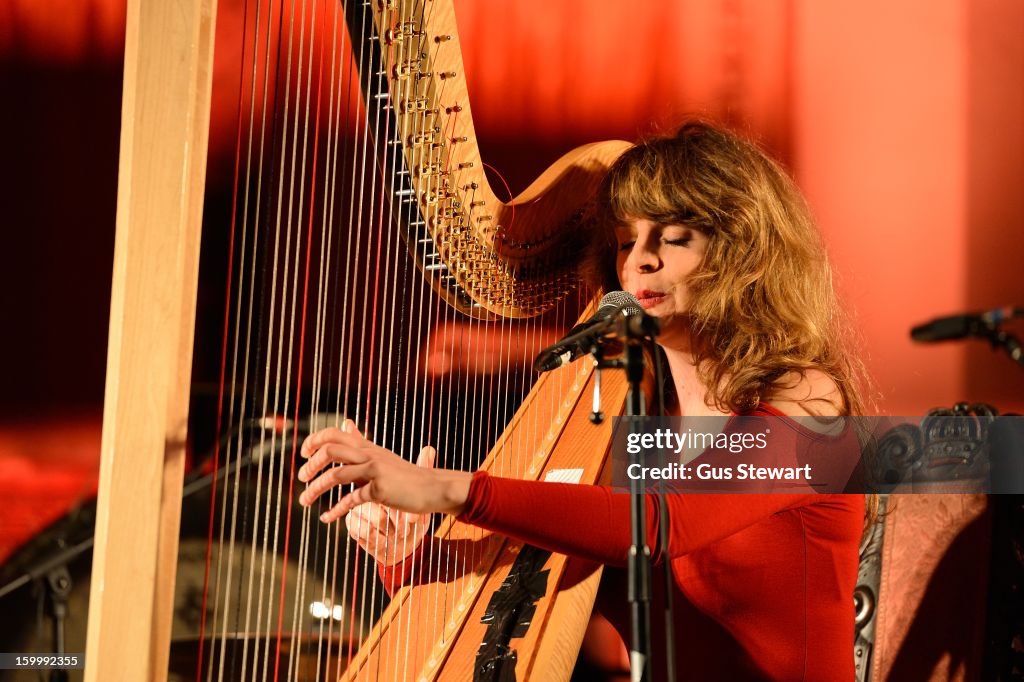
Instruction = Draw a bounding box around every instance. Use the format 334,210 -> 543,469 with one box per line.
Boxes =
981,326 -> 1024,368
624,340 -> 652,682
592,314 -> 660,682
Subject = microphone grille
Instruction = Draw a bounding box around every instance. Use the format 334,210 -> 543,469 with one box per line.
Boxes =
599,290 -> 643,317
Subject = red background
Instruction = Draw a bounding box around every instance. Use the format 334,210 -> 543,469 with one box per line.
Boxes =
0,0 -> 1021,559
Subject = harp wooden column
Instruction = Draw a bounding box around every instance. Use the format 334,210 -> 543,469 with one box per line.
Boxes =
84,0 -> 217,679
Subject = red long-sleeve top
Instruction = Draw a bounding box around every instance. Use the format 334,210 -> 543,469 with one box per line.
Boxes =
382,408 -> 864,681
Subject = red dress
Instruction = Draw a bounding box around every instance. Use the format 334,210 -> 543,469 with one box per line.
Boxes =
385,406 -> 864,681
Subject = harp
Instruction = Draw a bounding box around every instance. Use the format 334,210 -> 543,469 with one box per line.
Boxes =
85,0 -> 630,680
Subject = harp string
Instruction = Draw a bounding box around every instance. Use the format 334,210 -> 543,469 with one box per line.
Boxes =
372,7 -> 404,671
196,0 -> 588,678
335,0 -> 372,670
281,0 -> 334,676
429,3 -> 460,654
409,2 -> 453,665
195,0 -> 259,674
409,0 -> 451,653
324,37 -> 355,679
373,0 -> 403,594
262,0 -> 320,674
351,0 -> 390,669
216,0 -> 297,677
208,0 -> 281,677
264,0 -> 307,672
306,0 -> 349,677
377,3 -> 430,675
364,2 -> 424,668
377,2 -> 419,653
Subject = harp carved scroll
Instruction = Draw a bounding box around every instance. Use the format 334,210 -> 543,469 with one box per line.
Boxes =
87,0 -> 630,680
355,0 -> 630,319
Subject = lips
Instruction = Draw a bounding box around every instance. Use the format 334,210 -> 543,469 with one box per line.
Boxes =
634,289 -> 668,309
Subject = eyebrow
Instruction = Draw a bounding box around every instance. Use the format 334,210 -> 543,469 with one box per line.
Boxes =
615,222 -> 691,232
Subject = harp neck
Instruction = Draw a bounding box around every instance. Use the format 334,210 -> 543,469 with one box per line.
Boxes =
355,0 -> 630,318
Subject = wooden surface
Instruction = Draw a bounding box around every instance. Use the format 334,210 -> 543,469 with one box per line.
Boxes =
83,0 -> 217,679
333,7 -> 632,674
341,343 -> 628,681
376,0 -> 631,318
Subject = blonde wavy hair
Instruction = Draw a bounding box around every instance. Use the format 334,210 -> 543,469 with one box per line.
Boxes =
585,121 -> 869,418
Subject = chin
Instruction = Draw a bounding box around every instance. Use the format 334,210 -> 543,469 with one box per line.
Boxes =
651,318 -> 692,348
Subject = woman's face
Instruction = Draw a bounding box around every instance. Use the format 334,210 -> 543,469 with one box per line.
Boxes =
614,217 -> 709,346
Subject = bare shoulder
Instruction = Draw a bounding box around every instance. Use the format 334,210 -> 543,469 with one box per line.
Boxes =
766,369 -> 844,419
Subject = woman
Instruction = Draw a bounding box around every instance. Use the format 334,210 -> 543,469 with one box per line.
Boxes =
297,121 -> 870,680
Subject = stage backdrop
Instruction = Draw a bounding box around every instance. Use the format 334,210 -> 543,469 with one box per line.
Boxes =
0,0 -> 1021,559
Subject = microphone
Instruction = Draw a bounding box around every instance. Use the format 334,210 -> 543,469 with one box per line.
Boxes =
533,291 -> 645,373
911,306 -> 1023,343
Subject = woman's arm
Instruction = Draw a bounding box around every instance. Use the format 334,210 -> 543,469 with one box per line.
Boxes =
458,472 -> 821,566
296,420 -> 824,570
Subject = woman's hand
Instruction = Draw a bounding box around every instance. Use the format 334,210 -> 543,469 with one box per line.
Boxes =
297,420 -> 472,523
344,444 -> 435,566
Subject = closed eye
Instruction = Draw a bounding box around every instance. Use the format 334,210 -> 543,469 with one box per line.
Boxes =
618,240 -> 635,251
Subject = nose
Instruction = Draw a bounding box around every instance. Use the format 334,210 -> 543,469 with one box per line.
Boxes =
626,238 -> 660,272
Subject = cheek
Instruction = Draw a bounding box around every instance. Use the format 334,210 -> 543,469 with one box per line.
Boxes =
615,258 -> 628,287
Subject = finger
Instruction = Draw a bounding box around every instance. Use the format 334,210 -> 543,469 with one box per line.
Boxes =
347,525 -> 395,562
387,503 -> 427,532
298,441 -> 372,482
346,507 -> 409,559
350,500 -> 387,523
345,508 -> 392,547
319,483 -> 376,523
350,513 -> 422,566
300,426 -> 345,459
355,528 -> 392,557
415,445 -> 436,470
350,501 -> 392,533
298,444 -> 338,482
347,502 -> 372,529
299,462 -> 372,507
299,419 -> 363,458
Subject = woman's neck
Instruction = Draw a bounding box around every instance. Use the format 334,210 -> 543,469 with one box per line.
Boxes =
661,346 -> 731,417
